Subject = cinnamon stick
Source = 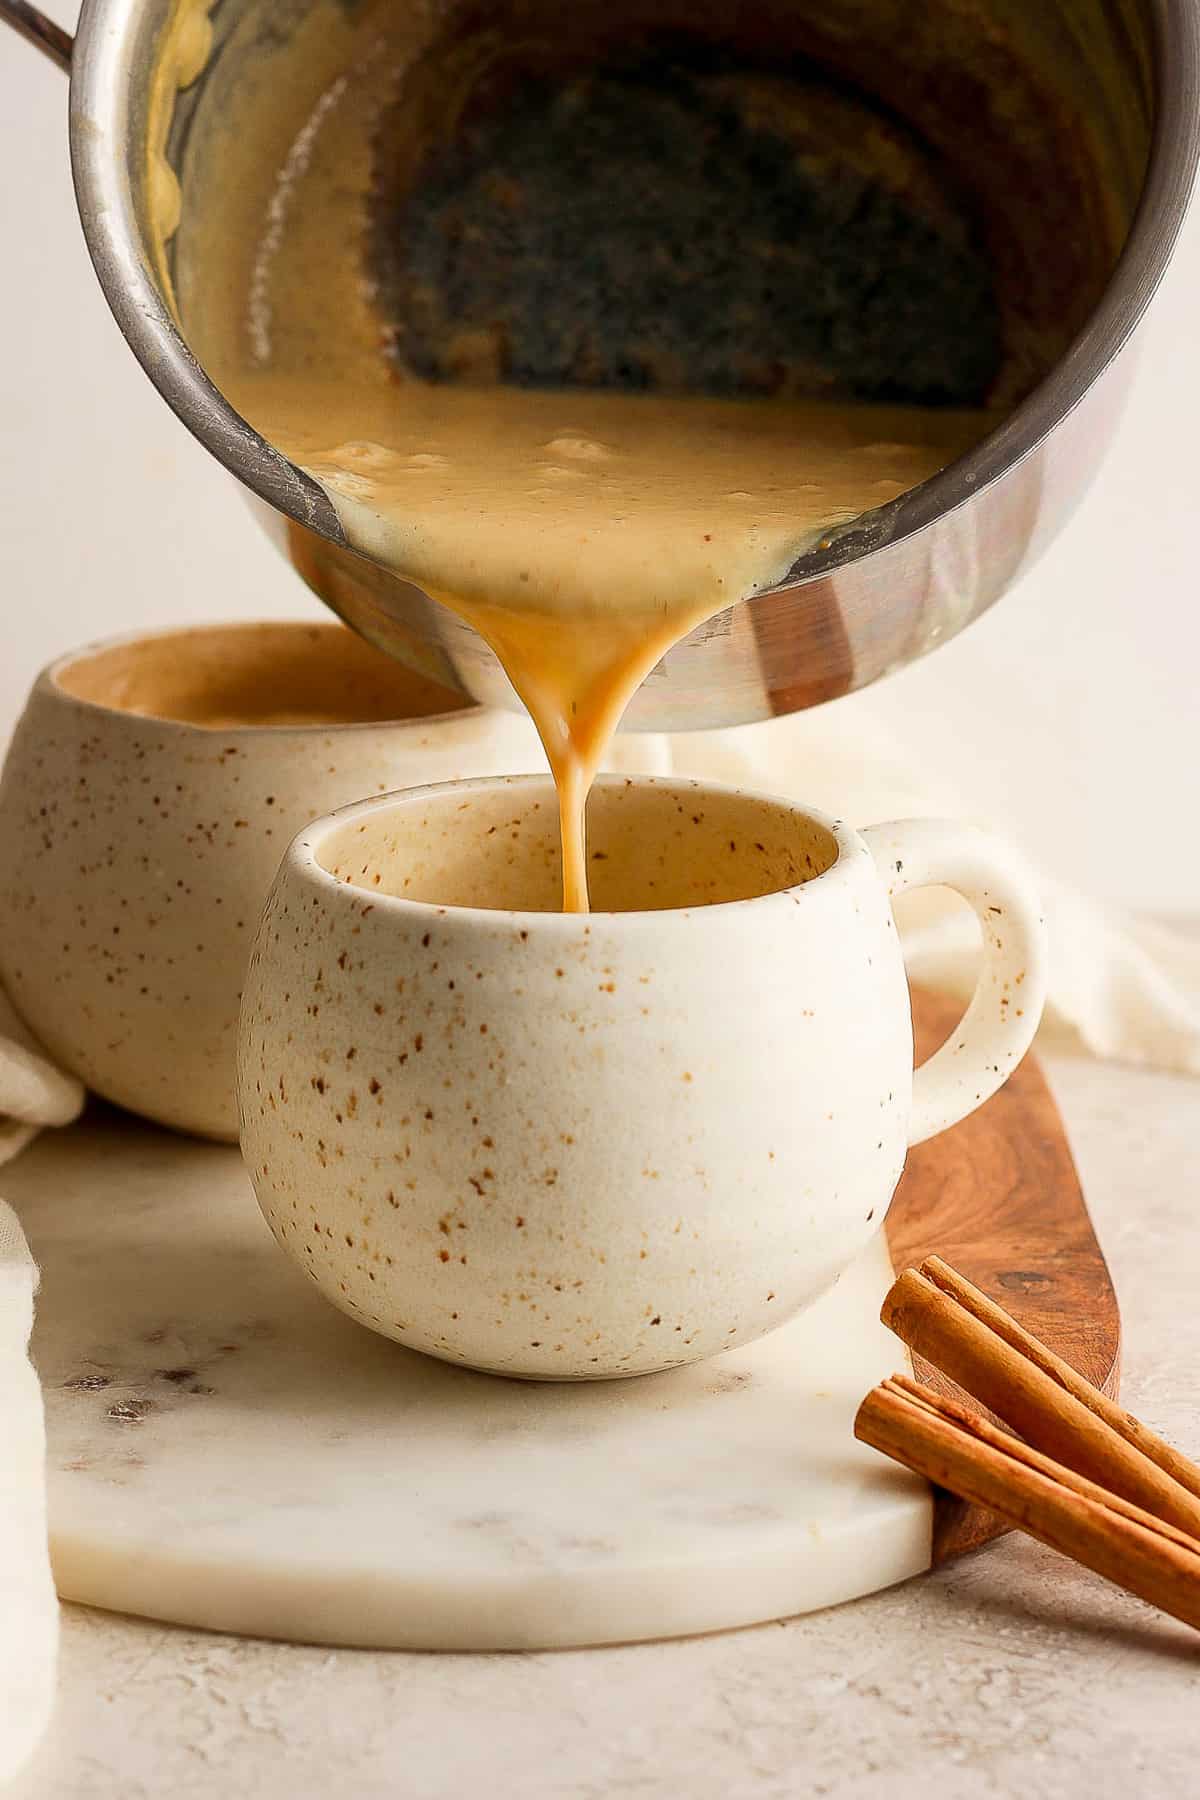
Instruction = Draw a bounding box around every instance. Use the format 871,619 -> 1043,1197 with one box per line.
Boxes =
921,1257 -> 1200,1504
884,1374 -> 1200,1554
857,1377 -> 1200,1633
881,1262 -> 1200,1540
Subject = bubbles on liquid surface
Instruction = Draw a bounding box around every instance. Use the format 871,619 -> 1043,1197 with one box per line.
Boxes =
542,437 -> 612,461
335,440 -> 394,468
307,463 -> 376,499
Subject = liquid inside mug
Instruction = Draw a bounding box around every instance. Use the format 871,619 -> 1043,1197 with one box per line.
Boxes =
238,775 -> 1047,1379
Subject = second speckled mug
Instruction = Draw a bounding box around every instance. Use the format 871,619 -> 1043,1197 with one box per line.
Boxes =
238,774 -> 1047,1379
0,623 -> 542,1141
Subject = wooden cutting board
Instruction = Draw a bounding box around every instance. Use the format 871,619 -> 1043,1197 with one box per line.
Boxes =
890,989 -> 1121,1563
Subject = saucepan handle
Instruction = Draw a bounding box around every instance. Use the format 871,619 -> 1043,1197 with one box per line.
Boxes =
0,0 -> 72,71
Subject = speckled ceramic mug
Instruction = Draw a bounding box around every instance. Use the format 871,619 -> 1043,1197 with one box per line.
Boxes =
0,623 -> 542,1141
238,774 -> 1047,1380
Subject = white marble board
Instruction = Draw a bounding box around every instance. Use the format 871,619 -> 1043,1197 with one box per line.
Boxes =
8,1107 -> 930,1649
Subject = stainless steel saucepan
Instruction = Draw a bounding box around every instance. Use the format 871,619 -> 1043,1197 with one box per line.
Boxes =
4,0 -> 1198,728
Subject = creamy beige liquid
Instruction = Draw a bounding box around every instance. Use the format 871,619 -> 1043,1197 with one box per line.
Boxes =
58,622 -> 467,730
166,2 -> 990,910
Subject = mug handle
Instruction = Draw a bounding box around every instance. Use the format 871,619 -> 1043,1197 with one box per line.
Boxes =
862,819 -> 1048,1147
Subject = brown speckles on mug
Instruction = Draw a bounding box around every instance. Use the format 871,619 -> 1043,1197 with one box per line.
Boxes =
0,628 -> 544,1140
107,1397 -> 155,1424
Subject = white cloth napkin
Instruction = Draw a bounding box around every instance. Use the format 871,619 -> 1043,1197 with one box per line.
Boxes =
0,1199 -> 59,1783
0,992 -> 85,1166
0,697 -> 1196,1779
655,703 -> 1200,1076
0,994 -> 79,1782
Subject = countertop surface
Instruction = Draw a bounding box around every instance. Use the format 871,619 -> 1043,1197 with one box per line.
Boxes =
11,1049 -> 1200,1800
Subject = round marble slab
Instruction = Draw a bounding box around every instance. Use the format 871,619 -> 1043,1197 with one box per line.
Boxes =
9,1106 -> 930,1649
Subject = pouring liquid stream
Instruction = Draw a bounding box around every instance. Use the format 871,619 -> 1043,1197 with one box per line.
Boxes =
229,376 -> 981,911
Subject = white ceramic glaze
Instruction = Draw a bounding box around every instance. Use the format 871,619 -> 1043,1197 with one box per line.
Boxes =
7,1105 -> 930,1652
238,775 -> 1047,1379
0,624 -> 542,1141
